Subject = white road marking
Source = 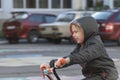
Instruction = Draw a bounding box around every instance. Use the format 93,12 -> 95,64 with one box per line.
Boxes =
0,56 -> 60,67
0,55 -> 119,67
0,48 -> 54,53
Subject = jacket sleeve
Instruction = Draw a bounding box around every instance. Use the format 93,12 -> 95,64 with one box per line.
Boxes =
68,41 -> 105,65
49,44 -> 80,68
49,58 -> 72,68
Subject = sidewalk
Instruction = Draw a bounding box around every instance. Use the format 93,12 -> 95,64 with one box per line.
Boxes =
0,39 -> 6,44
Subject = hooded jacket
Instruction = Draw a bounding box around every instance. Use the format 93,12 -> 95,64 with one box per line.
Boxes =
50,16 -> 118,80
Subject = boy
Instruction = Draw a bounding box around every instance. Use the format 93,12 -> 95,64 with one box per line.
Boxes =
41,16 -> 118,80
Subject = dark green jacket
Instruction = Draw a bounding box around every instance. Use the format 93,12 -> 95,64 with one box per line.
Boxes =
50,17 -> 118,80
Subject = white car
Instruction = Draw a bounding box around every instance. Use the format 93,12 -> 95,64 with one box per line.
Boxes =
39,11 -> 94,44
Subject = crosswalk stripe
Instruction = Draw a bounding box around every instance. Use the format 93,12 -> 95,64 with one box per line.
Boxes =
0,55 -> 119,67
0,48 -> 54,53
0,56 -> 60,66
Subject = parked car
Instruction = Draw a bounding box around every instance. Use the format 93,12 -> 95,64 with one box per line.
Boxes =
2,11 -> 56,43
92,9 -> 120,45
39,11 -> 94,44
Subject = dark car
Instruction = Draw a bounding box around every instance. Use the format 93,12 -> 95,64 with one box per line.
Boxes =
92,9 -> 120,45
2,11 -> 56,43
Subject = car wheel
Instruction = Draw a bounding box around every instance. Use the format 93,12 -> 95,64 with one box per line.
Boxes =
46,38 -> 53,42
8,38 -> 13,44
8,38 -> 19,44
53,39 -> 61,44
117,36 -> 120,46
28,31 -> 38,43
14,38 -> 19,43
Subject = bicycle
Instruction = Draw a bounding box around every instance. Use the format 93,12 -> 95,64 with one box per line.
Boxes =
41,58 -> 67,80
41,67 -> 60,80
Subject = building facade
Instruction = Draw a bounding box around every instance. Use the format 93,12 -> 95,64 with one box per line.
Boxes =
0,0 -> 120,19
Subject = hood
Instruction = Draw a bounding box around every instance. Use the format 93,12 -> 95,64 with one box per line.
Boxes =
70,16 -> 99,42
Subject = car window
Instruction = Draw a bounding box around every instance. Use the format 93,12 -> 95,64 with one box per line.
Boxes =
83,12 -> 92,16
28,14 -> 44,23
92,12 -> 113,20
7,13 -> 29,22
14,14 -> 28,19
78,12 -> 91,18
56,13 -> 75,22
45,16 -> 56,23
115,13 -> 120,21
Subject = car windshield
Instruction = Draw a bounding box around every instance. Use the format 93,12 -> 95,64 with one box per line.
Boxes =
12,13 -> 29,19
56,13 -> 75,22
92,12 -> 113,20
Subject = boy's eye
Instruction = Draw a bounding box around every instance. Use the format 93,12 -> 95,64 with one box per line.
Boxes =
74,31 -> 78,33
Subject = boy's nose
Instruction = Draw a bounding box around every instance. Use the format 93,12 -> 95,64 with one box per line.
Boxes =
72,33 -> 75,38
72,33 -> 74,37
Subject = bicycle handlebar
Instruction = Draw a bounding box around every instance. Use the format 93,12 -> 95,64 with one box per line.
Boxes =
41,58 -> 67,80
42,67 -> 61,80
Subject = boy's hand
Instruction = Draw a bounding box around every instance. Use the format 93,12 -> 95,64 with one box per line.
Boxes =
55,58 -> 68,68
40,63 -> 50,78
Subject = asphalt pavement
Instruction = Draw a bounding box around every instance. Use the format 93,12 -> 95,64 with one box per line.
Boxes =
0,40 -> 120,80
0,53 -> 120,80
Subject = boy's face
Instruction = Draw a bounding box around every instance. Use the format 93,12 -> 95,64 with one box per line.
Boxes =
71,25 -> 84,44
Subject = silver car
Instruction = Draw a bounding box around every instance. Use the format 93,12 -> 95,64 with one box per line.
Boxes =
39,11 -> 94,44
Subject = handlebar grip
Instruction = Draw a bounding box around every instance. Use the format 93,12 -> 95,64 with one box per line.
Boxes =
42,68 -> 61,80
44,69 -> 49,75
43,68 -> 53,75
